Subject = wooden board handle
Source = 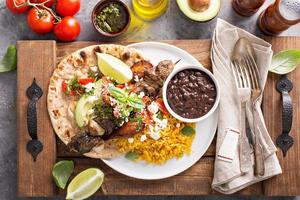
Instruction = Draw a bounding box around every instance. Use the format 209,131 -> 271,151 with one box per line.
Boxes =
17,41 -> 57,197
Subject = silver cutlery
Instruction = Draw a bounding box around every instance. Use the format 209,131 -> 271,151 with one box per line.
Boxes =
232,38 -> 265,176
231,43 -> 253,173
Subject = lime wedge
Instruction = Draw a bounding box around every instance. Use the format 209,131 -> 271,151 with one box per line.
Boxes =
52,160 -> 74,189
66,168 -> 104,200
96,53 -> 133,84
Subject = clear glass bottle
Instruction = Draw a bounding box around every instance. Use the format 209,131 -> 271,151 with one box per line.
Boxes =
258,0 -> 300,35
132,0 -> 169,21
232,0 -> 266,16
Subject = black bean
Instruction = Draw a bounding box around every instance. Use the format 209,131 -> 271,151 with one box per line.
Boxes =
166,69 -> 216,119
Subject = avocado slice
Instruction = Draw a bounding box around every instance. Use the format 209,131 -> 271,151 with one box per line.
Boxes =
176,0 -> 221,22
75,80 -> 102,128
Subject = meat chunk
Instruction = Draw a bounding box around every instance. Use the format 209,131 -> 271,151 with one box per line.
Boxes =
94,118 -> 116,135
114,121 -> 144,137
133,81 -> 159,97
68,133 -> 104,153
131,60 -> 153,78
155,60 -> 174,81
133,60 -> 174,98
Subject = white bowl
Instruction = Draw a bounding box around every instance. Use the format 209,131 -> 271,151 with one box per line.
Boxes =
162,65 -> 220,123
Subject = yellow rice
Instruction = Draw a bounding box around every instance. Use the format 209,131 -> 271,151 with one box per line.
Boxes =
116,115 -> 195,164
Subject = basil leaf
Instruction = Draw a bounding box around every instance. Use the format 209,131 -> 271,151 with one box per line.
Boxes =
125,151 -> 139,161
181,126 -> 195,136
52,160 -> 74,189
0,45 -> 17,73
270,49 -> 300,74
127,93 -> 145,109
109,86 -> 127,102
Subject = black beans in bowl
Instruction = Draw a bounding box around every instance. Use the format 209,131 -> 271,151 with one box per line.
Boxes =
166,69 -> 217,119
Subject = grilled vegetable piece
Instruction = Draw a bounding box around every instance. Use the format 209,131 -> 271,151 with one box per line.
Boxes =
114,121 -> 144,137
68,133 -> 104,154
131,60 -> 153,78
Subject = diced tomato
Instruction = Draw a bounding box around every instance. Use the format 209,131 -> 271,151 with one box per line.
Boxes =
78,78 -> 95,85
142,110 -> 153,125
116,84 -> 125,89
156,98 -> 168,114
117,82 -> 133,90
142,96 -> 151,105
61,81 -> 73,95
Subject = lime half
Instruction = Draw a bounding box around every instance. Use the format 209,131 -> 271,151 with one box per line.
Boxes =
66,168 -> 104,200
96,53 -> 133,84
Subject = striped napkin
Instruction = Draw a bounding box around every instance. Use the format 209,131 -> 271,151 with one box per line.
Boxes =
211,19 -> 282,194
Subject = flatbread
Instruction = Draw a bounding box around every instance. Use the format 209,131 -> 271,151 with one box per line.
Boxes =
47,44 -> 147,159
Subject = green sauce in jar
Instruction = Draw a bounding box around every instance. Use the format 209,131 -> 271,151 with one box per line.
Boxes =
96,3 -> 128,33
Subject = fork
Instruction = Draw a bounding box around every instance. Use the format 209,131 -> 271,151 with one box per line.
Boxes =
231,58 -> 253,173
243,53 -> 265,176
232,37 -> 265,176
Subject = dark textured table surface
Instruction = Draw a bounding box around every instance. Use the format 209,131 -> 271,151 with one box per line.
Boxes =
0,0 -> 299,199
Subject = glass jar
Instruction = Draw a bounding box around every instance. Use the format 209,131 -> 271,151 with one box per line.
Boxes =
232,0 -> 266,16
258,0 -> 300,35
132,0 -> 169,21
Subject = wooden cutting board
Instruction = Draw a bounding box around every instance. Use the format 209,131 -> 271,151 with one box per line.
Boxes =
17,38 -> 300,197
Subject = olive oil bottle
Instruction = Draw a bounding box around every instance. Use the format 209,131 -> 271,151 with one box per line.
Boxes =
132,0 -> 169,21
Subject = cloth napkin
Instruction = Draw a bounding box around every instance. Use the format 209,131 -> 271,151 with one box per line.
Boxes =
211,19 -> 282,194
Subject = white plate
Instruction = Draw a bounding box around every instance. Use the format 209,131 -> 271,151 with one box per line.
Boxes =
102,42 -> 218,180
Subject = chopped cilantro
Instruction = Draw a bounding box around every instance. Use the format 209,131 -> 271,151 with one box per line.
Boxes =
181,126 -> 195,136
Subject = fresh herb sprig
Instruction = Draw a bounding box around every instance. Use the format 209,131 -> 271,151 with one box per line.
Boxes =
109,86 -> 145,111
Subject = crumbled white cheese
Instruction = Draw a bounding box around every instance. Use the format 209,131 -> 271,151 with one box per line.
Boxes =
148,125 -> 161,141
84,82 -> 95,92
153,114 -> 168,129
147,101 -> 159,114
140,135 -> 147,142
90,66 -> 98,72
176,123 -> 181,128
160,119 -> 168,129
138,92 -> 145,98
128,138 -> 134,144
125,117 -> 129,122
149,131 -> 160,141
109,97 -> 117,106
87,95 -> 98,103
134,75 -> 140,82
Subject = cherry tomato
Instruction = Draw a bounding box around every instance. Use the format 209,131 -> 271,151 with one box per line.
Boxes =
54,16 -> 80,42
56,0 -> 80,17
61,81 -> 74,95
6,0 -> 29,14
78,78 -> 95,85
31,0 -> 55,7
117,82 -> 132,89
156,98 -> 168,114
27,8 -> 54,34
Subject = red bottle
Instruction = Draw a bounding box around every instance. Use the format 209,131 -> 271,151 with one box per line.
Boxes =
232,0 -> 266,16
